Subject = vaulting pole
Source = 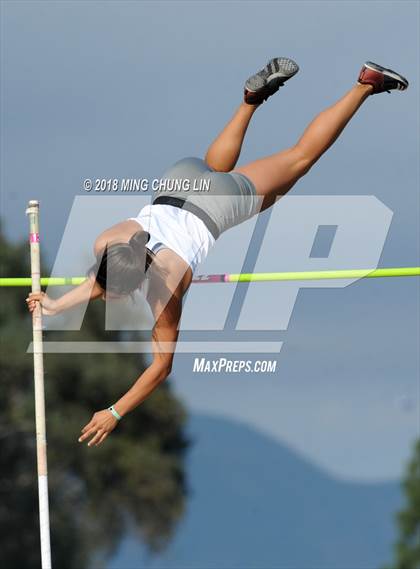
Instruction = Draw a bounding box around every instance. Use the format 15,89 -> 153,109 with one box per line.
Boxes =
26,200 -> 52,569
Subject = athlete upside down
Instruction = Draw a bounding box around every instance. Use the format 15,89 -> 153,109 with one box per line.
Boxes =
26,58 -> 408,446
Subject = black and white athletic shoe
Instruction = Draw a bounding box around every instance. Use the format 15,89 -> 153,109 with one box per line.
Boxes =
244,57 -> 299,105
358,61 -> 409,94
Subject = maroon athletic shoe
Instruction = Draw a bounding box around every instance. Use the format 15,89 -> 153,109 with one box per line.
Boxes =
358,61 -> 409,94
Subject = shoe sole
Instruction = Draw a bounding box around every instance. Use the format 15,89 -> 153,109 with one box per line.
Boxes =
245,57 -> 299,92
364,61 -> 409,90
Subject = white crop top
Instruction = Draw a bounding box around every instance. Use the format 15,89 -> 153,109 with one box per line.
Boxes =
128,204 -> 215,273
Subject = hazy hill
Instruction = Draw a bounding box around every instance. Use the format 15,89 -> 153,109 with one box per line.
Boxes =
108,414 -> 401,568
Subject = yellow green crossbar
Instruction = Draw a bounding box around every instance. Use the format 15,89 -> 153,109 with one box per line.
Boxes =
1,267 -> 419,287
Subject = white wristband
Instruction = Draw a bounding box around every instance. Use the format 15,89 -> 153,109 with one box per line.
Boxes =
108,405 -> 122,421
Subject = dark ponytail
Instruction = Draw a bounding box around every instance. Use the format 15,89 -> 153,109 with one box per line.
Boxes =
88,230 -> 155,295
128,230 -> 153,271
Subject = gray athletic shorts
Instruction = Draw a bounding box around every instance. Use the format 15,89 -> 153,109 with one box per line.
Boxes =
152,157 -> 262,239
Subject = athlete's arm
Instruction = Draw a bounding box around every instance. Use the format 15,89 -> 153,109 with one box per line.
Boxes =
111,290 -> 182,417
25,222 -> 140,316
26,275 -> 103,315
78,289 -> 183,447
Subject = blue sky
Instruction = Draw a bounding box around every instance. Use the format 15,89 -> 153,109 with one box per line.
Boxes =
1,0 -> 419,483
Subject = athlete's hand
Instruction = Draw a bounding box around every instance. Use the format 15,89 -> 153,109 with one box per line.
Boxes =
26,292 -> 58,316
79,410 -> 119,447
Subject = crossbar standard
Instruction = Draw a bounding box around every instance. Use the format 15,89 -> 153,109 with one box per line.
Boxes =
1,267 -> 420,287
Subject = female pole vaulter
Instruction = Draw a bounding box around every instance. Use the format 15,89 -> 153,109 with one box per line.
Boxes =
26,58 -> 408,447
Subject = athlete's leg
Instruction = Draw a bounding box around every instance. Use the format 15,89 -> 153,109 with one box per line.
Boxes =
234,83 -> 373,209
205,102 -> 259,172
205,57 -> 299,173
